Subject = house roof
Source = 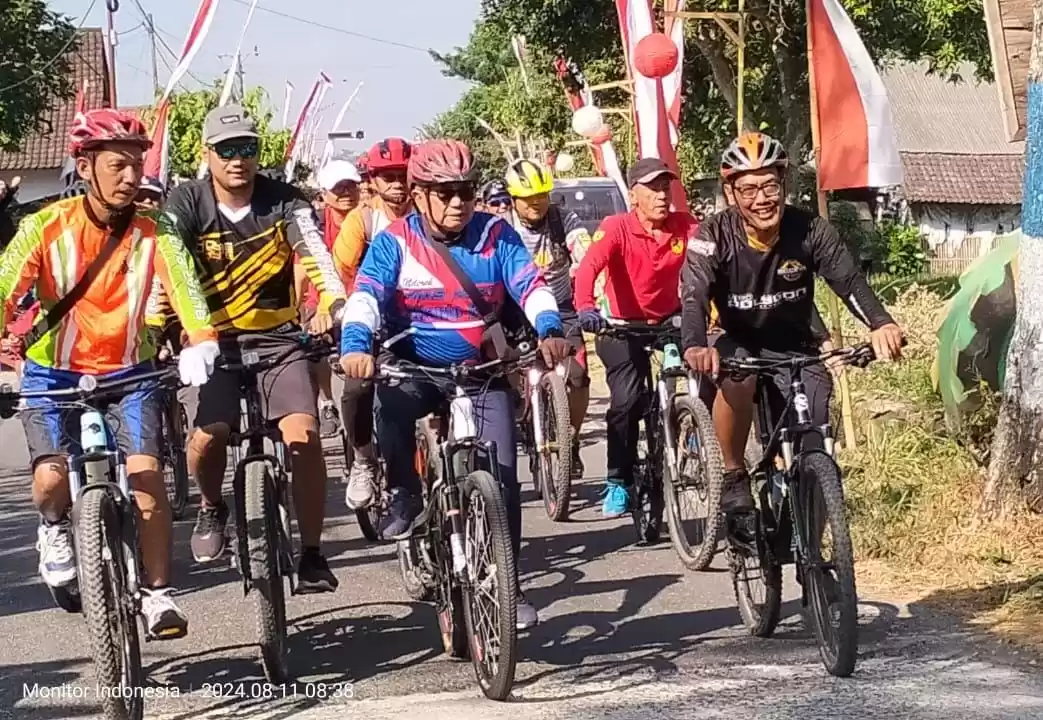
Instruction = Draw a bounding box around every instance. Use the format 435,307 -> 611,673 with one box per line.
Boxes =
0,29 -> 110,172
901,152 -> 1023,205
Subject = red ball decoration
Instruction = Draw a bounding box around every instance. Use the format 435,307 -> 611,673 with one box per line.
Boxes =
634,32 -> 679,79
591,125 -> 613,146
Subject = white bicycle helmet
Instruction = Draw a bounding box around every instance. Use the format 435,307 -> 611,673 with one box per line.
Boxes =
720,132 -> 788,180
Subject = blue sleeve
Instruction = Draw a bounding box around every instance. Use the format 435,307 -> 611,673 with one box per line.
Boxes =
495,222 -> 563,338
340,229 -> 402,354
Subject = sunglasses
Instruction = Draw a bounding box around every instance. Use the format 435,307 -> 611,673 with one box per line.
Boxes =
135,191 -> 162,203
212,140 -> 259,160
487,199 -> 511,209
375,169 -> 408,183
430,184 -> 477,204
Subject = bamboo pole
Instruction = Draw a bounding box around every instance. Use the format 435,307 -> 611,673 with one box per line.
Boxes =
805,0 -> 858,449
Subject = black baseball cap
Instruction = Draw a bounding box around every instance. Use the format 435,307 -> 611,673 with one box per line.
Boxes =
627,157 -> 677,187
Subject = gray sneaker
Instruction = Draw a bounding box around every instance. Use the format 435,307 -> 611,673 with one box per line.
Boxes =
140,587 -> 188,640
345,457 -> 378,510
517,592 -> 539,630
190,502 -> 229,563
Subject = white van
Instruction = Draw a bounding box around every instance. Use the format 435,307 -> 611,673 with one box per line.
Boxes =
550,177 -> 628,235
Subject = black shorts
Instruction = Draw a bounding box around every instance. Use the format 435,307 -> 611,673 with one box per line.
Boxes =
558,309 -> 590,389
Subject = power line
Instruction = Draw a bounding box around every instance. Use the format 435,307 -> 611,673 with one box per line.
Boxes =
0,0 -> 100,95
226,0 -> 432,54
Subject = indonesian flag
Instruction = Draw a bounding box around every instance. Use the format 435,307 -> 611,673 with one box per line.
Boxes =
142,100 -> 171,181
284,71 -> 332,177
615,0 -> 687,211
159,0 -> 220,104
808,0 -> 902,190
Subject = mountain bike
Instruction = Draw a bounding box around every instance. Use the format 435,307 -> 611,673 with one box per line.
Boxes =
386,354 -> 530,701
721,343 -> 881,677
0,365 -> 180,720
332,362 -> 386,543
218,331 -> 335,684
517,349 -> 573,521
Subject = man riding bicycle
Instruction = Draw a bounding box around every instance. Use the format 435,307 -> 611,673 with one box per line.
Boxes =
160,104 -> 348,592
504,158 -> 592,476
0,109 -> 219,638
573,158 -> 698,518
481,180 -> 512,218
339,139 -> 570,630
332,138 -> 415,512
681,132 -> 904,513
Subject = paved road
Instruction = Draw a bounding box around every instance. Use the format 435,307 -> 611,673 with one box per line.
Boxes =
0,389 -> 1042,719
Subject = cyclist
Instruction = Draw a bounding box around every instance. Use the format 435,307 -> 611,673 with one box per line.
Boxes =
340,139 -> 569,629
0,109 -> 219,637
481,179 -> 512,217
136,176 -> 166,212
573,158 -> 698,518
299,159 -> 362,437
681,132 -> 904,512
356,152 -> 373,206
332,138 -> 415,511
504,158 -> 592,476
159,104 -> 348,592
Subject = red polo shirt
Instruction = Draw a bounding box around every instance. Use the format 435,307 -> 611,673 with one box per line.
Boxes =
574,209 -> 698,320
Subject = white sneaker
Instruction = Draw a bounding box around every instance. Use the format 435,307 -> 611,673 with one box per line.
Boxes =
345,457 -> 378,510
140,587 -> 188,640
37,520 -> 76,588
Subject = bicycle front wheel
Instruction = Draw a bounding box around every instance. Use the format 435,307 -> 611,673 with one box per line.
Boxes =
75,487 -> 143,720
461,470 -> 518,701
796,452 -> 858,677
537,371 -> 573,522
244,461 -> 290,684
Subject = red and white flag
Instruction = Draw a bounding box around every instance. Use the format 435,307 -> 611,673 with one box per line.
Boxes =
662,0 -> 686,146
615,0 -> 687,211
284,71 -> 332,177
808,0 -> 902,190
143,100 -> 172,182
160,0 -> 220,103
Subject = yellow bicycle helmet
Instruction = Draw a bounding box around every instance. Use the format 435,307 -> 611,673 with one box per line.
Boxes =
505,158 -> 554,198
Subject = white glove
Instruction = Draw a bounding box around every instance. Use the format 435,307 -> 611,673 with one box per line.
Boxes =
178,339 -> 220,387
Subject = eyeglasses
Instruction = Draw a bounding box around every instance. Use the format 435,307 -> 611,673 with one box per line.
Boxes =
430,184 -> 477,203
488,199 -> 511,209
375,169 -> 407,183
733,180 -> 782,201
212,140 -> 259,160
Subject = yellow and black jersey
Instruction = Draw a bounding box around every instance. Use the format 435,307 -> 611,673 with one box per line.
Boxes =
150,174 -> 346,334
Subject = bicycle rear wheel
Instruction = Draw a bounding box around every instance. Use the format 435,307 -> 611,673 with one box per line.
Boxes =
664,395 -> 724,571
632,419 -> 665,545
461,470 -> 518,700
75,485 -> 143,720
537,371 -> 572,522
796,452 -> 858,677
164,402 -> 189,521
244,461 -> 290,684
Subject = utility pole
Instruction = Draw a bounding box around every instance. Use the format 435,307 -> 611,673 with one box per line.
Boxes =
147,14 -> 160,97
105,0 -> 120,107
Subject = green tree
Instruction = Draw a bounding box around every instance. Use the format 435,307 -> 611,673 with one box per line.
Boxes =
143,85 -> 290,178
0,1 -> 78,151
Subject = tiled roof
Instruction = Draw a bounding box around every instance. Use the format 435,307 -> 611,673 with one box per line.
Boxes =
0,29 -> 110,172
901,152 -> 1023,205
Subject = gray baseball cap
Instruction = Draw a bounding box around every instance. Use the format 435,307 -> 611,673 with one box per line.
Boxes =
203,104 -> 259,145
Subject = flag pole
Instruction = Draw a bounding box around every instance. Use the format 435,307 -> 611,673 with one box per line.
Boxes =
806,0 -> 857,449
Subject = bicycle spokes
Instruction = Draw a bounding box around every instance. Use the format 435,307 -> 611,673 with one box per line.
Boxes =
465,492 -> 500,674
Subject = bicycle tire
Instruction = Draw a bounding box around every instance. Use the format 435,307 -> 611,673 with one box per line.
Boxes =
730,541 -> 783,638
75,486 -> 143,720
538,371 -> 573,522
165,403 -> 189,521
398,426 -> 437,601
664,395 -> 724,571
632,418 -> 665,545
244,461 -> 290,684
461,470 -> 518,700
796,451 -> 858,677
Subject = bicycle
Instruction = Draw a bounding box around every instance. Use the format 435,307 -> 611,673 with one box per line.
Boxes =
599,317 -> 724,550
216,330 -> 335,684
0,365 -> 180,720
720,342 -> 881,677
517,349 -> 573,521
384,354 -> 527,701
160,387 -> 190,520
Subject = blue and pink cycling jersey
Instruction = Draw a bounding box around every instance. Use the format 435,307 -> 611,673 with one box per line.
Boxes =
340,211 -> 562,364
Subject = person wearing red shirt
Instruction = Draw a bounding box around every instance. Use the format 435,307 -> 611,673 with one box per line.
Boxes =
573,158 -> 700,517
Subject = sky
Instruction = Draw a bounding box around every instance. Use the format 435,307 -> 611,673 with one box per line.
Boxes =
49,0 -> 480,151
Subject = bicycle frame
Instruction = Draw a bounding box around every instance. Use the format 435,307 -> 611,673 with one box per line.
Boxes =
523,361 -> 566,459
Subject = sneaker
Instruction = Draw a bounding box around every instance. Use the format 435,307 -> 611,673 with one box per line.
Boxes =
570,440 -> 584,480
190,502 -> 230,563
721,469 -> 755,513
378,488 -> 421,539
517,592 -> 539,630
319,402 -> 341,439
601,480 -> 630,519
296,548 -> 339,594
345,456 -> 379,510
140,587 -> 188,640
37,519 -> 76,588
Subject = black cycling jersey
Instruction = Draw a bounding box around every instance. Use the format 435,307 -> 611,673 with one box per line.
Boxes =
681,205 -> 893,352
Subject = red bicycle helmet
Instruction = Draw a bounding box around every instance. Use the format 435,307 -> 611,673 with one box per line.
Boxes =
366,138 -> 411,172
68,109 -> 151,156
407,139 -> 477,187
356,151 -> 370,178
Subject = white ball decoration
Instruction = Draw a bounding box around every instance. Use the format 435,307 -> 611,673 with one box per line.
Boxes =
554,152 -> 575,173
572,105 -> 605,138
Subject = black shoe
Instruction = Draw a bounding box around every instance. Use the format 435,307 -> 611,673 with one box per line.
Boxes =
191,502 -> 230,563
720,469 -> 755,513
570,440 -> 584,480
378,488 -> 421,539
296,548 -> 338,594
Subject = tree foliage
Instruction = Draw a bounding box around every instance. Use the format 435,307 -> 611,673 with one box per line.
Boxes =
432,0 -> 992,182
0,0 -> 78,151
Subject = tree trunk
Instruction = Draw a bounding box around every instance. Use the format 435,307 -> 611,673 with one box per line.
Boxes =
984,0 -> 1043,518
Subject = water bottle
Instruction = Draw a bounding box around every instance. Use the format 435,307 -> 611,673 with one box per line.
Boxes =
80,411 -> 109,454
663,342 -> 683,370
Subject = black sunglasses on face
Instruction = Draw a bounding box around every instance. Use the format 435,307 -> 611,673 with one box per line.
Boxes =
431,184 -> 477,203
488,199 -> 511,209
212,140 -> 259,160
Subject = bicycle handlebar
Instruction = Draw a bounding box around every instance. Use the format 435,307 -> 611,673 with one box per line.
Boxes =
719,340 -> 904,376
0,364 -> 180,418
598,315 -> 683,340
215,331 -> 336,373
375,349 -> 541,385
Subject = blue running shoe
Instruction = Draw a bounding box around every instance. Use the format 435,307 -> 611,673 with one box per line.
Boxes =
601,480 -> 630,519
379,487 -> 421,539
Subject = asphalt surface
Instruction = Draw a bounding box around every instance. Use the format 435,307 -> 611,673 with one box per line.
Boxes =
0,384 -> 1042,719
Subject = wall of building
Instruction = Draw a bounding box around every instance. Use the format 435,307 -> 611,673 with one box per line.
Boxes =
0,169 -> 63,204
910,202 -> 1022,274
